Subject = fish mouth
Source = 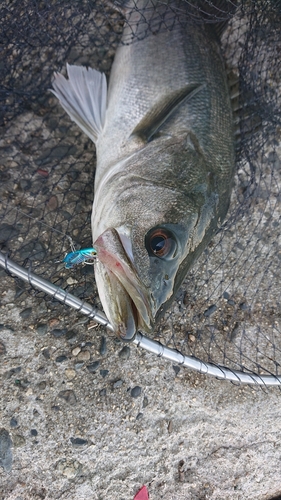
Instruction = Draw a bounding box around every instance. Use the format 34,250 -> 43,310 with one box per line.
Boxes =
93,228 -> 153,340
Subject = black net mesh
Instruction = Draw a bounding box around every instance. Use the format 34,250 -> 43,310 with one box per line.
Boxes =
0,0 -> 281,380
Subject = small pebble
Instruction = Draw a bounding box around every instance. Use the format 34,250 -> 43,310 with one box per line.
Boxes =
37,381 -> 47,390
143,396 -> 149,408
37,168 -> 49,177
30,429 -> 38,436
183,292 -> 190,306
49,318 -> 60,328
74,362 -> 84,370
57,390 -> 76,405
99,336 -> 107,356
42,348 -> 50,359
203,304 -> 217,317
65,369 -> 76,380
0,224 -> 19,243
136,413 -> 143,420
47,195 -> 58,211
66,330 -> 77,342
86,361 -> 100,373
52,328 -> 67,338
10,418 -> 18,428
0,324 -> 14,332
14,285 -> 26,299
36,323 -> 48,336
55,355 -> 68,363
131,386 -> 141,398
230,321 -> 240,340
37,367 -> 46,375
0,341 -> 6,355
178,459 -> 185,482
100,369 -> 109,378
72,346 -> 81,356
0,428 -> 12,472
239,302 -> 249,311
223,291 -> 230,300
56,458 -> 82,479
77,350 -> 90,361
99,388 -> 106,396
19,178 -> 32,190
66,277 -> 78,286
113,379 -> 123,389
7,367 -> 21,378
13,434 -> 25,447
118,346 -> 130,360
172,365 -> 180,376
70,437 -> 88,447
19,307 -> 32,319
228,299 -> 236,306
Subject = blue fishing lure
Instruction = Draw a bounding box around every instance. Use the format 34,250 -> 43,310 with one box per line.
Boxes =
63,247 -> 97,269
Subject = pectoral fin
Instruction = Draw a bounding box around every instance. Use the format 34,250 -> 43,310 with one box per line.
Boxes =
131,83 -> 203,142
51,64 -> 107,144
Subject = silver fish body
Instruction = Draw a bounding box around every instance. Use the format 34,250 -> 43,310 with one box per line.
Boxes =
52,0 -> 235,340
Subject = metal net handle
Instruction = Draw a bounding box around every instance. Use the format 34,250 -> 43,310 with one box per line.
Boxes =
0,251 -> 280,386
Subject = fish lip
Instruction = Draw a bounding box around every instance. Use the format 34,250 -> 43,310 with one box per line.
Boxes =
116,293 -> 139,342
93,228 -> 153,340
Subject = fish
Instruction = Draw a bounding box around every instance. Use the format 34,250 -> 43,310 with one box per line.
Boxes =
51,0 -> 235,340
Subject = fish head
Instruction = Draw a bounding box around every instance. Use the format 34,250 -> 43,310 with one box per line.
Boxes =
93,218 -> 194,340
92,133 -> 229,340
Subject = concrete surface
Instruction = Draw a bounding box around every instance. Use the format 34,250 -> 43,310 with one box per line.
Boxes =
1,271 -> 281,500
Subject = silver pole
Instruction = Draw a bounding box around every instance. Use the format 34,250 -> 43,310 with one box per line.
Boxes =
0,251 -> 280,386
133,333 -> 281,386
0,251 -> 113,331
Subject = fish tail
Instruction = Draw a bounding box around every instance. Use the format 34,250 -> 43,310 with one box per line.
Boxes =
51,63 -> 107,144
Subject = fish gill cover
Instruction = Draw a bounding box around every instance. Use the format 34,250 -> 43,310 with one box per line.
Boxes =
0,0 -> 281,380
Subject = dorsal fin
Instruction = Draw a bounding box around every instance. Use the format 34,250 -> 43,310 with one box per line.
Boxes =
131,83 -> 203,142
51,64 -> 107,144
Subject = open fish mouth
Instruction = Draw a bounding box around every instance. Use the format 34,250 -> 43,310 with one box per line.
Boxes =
93,228 -> 153,340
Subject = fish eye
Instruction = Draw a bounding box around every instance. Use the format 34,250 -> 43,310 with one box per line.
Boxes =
145,227 -> 177,260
